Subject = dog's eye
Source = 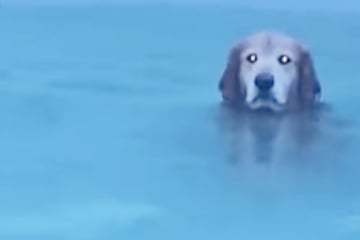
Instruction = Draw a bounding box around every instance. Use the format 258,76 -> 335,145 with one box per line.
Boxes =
278,54 -> 291,65
246,53 -> 258,63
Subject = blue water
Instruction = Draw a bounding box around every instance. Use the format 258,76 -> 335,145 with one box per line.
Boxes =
2,4 -> 360,240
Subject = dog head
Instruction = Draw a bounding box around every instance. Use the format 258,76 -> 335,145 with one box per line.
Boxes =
218,31 -> 321,111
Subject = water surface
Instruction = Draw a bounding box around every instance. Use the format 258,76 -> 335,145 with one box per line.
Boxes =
1,5 -> 360,240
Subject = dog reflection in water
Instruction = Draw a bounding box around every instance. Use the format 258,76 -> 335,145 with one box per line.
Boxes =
217,105 -> 329,167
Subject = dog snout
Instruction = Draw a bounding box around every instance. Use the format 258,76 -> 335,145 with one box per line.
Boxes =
254,73 -> 274,91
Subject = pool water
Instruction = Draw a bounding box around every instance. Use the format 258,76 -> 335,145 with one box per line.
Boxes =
2,5 -> 360,240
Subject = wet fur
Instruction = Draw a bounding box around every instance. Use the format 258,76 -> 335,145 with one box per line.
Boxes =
218,31 -> 321,111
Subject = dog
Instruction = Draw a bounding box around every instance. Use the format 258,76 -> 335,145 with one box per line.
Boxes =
218,31 -> 321,112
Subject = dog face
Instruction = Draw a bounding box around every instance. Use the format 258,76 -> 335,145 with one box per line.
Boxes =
219,31 -> 321,111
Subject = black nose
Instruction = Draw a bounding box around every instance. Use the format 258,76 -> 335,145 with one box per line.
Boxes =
255,73 -> 274,91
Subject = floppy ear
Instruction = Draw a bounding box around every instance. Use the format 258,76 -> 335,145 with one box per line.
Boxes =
218,44 -> 243,105
298,49 -> 321,106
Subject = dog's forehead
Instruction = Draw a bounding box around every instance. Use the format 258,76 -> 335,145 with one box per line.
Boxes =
243,32 -> 300,53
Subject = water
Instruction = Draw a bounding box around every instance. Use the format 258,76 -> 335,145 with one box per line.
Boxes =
1,5 -> 360,240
